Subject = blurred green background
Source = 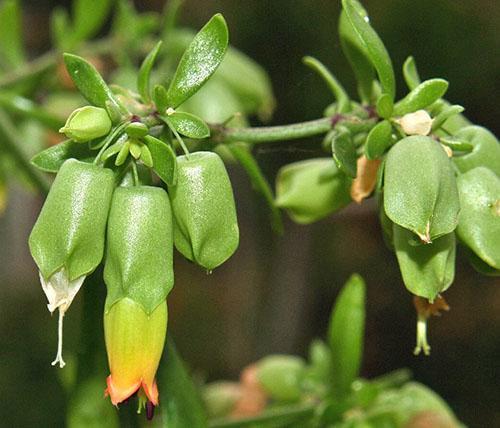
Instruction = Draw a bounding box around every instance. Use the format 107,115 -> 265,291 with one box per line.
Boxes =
0,0 -> 499,426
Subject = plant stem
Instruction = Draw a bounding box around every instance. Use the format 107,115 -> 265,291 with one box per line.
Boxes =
209,404 -> 316,428
0,108 -> 49,195
213,117 -> 333,144
211,115 -> 376,145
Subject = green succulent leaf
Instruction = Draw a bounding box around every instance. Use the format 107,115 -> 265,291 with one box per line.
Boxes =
342,0 -> 396,100
256,355 -> 305,402
328,274 -> 366,399
439,136 -> 473,153
384,136 -> 460,242
0,0 -> 26,69
456,167 -> 500,269
163,111 -> 210,139
30,140 -> 95,172
167,14 -> 229,108
332,126 -> 357,178
393,79 -> 449,116
365,120 -> 393,159
63,53 -> 125,117
137,41 -> 162,103
144,135 -> 178,186
156,338 -> 209,428
71,0 -> 113,47
464,247 -> 500,277
452,126 -> 500,175
153,84 -> 170,113
302,56 -> 350,113
394,226 -> 456,301
338,10 -> 375,103
431,105 -> 464,132
375,93 -> 394,119
402,56 -> 421,90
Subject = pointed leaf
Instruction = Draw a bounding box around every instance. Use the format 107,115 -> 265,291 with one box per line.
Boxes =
328,274 -> 366,399
153,84 -> 170,113
376,93 -> 393,119
384,136 -> 460,241
144,135 -> 177,185
394,226 -> 456,300
365,120 -> 392,160
338,10 -> 375,102
332,126 -> 357,178
456,167 -> 500,269
342,0 -> 396,100
155,338 -> 208,428
394,79 -> 449,116
167,14 -> 228,107
163,111 -> 210,139
302,56 -> 350,113
72,0 -> 113,46
402,56 -> 421,90
137,41 -> 162,103
63,53 -> 124,116
31,140 -> 94,172
431,105 -> 464,132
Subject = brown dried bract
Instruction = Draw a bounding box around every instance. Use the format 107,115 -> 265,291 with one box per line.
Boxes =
413,295 -> 450,319
350,155 -> 381,203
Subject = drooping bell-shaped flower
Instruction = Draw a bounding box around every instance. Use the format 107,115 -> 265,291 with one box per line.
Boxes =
103,185 -> 174,405
29,159 -> 115,367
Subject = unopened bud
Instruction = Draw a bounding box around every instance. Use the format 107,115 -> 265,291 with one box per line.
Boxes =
59,106 -> 112,142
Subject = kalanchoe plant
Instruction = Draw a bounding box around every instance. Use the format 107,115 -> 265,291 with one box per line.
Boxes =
0,0 -> 497,425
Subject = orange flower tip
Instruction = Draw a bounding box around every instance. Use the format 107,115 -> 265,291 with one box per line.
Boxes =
142,379 -> 159,406
105,375 -> 141,406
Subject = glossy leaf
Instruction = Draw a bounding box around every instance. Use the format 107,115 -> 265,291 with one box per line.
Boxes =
431,105 -> 464,132
365,120 -> 392,159
63,53 -> 124,116
375,93 -> 393,119
155,338 -> 208,428
228,143 -> 283,234
452,126 -> 500,175
402,56 -> 421,90
328,274 -> 366,399
384,137 -> 460,242
338,10 -> 375,102
167,14 -> 229,107
163,112 -> 210,139
144,135 -> 178,186
137,41 -> 162,103
302,56 -> 350,113
342,0 -> 396,100
31,140 -> 95,172
153,84 -> 170,113
0,0 -> 26,69
332,126 -> 357,178
394,79 -> 449,116
456,167 -> 500,269
394,226 -> 455,300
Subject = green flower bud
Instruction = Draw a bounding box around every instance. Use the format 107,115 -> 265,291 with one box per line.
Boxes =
29,159 -> 115,367
168,151 -> 239,270
275,158 -> 351,224
103,185 -> 174,406
256,355 -> 305,402
59,106 -> 112,142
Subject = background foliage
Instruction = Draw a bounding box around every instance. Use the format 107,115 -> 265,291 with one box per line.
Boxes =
0,0 -> 498,426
